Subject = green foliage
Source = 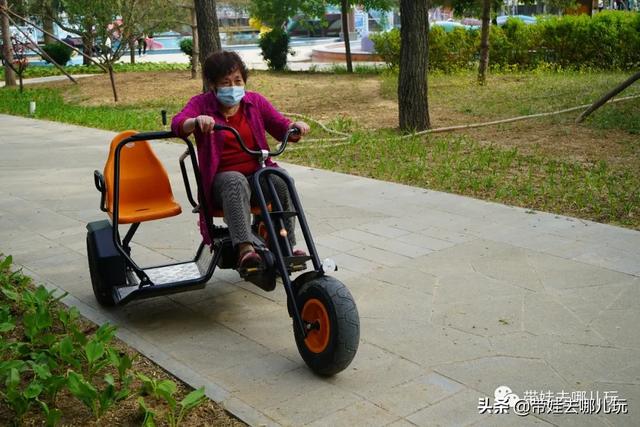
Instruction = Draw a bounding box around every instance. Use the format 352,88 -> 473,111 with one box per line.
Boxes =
0,254 -> 194,424
372,26 -> 479,72
0,256 -> 66,423
259,28 -> 292,71
488,19 -> 543,68
446,0 -> 504,17
138,396 -> 157,426
371,11 -> 640,72
1,364 -> 40,424
249,0 -> 325,28
325,64 -> 385,74
540,11 -> 640,70
38,399 -> 63,427
66,370 -> 131,420
179,38 -> 193,57
325,0 -> 395,10
429,26 -> 479,73
41,43 -> 73,66
370,28 -> 400,68
137,373 -> 207,427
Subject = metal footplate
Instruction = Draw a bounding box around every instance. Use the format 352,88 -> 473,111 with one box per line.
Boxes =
285,255 -> 311,272
237,253 -> 310,277
113,245 -> 218,304
144,262 -> 202,285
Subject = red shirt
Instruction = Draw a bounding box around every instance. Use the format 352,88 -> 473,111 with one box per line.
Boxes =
218,106 -> 260,176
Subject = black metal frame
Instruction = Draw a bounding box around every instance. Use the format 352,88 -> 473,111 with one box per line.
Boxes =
211,124 -> 325,335
251,167 -> 323,334
107,131 -> 221,301
98,125 -> 324,336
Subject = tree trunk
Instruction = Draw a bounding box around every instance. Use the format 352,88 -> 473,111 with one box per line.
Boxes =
190,5 -> 199,79
1,0 -> 16,87
43,15 -> 55,44
398,0 -> 430,132
478,0 -> 491,85
82,34 -> 93,65
129,39 -> 135,64
108,63 -> 118,102
576,70 -> 640,123
193,0 -> 221,72
341,0 -> 352,73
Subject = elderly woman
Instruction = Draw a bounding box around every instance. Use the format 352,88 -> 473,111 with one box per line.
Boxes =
171,51 -> 310,271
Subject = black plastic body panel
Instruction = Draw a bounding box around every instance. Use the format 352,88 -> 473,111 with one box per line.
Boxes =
86,220 -> 126,286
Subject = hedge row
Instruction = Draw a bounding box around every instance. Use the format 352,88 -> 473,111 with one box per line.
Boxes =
371,11 -> 640,72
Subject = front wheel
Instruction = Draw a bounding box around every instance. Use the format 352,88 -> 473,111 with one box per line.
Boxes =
293,276 -> 360,376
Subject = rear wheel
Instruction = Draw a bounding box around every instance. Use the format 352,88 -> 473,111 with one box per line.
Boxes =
293,276 -> 359,376
86,234 -> 117,306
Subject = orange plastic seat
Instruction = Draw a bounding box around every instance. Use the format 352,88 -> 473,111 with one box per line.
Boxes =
104,131 -> 181,224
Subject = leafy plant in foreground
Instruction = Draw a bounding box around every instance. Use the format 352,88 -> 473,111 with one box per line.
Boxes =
137,373 -> 207,427
66,370 -> 131,420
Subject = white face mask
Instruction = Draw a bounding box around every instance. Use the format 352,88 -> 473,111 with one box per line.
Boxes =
216,86 -> 245,106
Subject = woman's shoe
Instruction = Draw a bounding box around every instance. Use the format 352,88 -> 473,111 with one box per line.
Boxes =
238,250 -> 263,272
289,249 -> 309,272
292,249 -> 308,257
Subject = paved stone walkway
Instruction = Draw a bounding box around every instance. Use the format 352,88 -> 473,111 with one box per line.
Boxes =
0,74 -> 95,88
0,114 -> 638,426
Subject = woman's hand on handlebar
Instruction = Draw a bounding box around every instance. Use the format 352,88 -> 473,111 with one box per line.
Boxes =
288,121 -> 310,143
183,115 -> 216,134
195,115 -> 216,133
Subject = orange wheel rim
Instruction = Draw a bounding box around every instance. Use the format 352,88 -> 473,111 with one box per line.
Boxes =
302,298 -> 330,353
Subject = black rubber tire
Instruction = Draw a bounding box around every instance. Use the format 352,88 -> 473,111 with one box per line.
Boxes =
86,235 -> 117,307
293,276 -> 360,376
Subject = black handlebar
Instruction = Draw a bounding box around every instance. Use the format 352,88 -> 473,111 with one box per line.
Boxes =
213,124 -> 300,158
121,130 -> 176,141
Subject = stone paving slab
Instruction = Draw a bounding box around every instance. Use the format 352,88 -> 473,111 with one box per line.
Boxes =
1,114 -> 639,426
0,74 -> 95,88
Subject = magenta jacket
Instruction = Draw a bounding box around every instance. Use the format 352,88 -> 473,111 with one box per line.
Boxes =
171,90 -> 292,244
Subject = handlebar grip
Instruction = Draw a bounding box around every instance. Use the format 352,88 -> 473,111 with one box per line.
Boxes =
213,123 -> 225,131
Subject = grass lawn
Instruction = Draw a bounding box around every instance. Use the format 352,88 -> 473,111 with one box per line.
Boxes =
0,68 -> 638,229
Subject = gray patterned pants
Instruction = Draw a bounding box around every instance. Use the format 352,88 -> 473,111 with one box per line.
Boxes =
212,169 -> 296,248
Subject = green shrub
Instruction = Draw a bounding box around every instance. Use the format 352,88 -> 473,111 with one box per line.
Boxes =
372,26 -> 478,73
539,12 -> 640,69
179,38 -> 193,57
430,26 -> 479,73
259,28 -> 291,71
41,42 -> 73,66
423,26 -> 449,71
371,11 -> 640,73
370,28 -> 401,69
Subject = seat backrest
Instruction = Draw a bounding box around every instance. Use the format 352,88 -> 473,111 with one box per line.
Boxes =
103,130 -> 177,214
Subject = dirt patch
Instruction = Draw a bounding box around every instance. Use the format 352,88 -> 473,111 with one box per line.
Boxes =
50,71 -> 400,129
60,71 -> 198,108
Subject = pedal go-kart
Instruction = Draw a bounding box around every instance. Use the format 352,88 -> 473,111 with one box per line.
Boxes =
86,124 -> 360,375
